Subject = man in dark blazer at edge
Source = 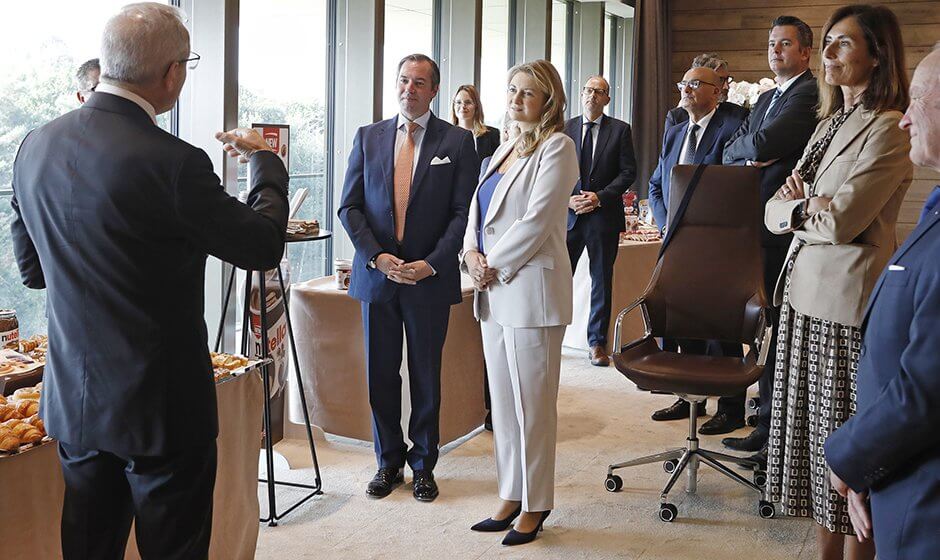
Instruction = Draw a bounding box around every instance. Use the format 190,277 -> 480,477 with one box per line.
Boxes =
721,16 -> 819,457
338,53 -> 478,502
647,65 -> 748,434
565,75 -> 637,367
664,53 -> 749,129
10,4 -> 289,559
824,46 -> 940,560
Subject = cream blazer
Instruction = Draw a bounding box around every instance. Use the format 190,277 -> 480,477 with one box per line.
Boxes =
765,106 -> 912,327
460,132 -> 579,328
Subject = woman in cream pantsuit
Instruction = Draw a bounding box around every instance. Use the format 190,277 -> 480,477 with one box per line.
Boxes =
461,59 -> 578,547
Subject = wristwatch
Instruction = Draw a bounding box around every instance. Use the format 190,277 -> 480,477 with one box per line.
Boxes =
368,254 -> 379,269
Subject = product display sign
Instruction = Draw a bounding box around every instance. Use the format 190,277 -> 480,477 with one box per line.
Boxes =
252,123 -> 290,170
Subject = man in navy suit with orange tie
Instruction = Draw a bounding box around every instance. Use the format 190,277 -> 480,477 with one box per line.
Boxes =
647,65 -> 748,434
338,54 -> 478,502
824,47 -> 940,560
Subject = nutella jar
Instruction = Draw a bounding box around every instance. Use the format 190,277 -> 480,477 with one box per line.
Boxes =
0,310 -> 19,350
334,259 -> 353,290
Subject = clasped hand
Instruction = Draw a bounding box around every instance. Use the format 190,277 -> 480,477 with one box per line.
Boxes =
465,250 -> 497,291
569,192 -> 600,215
375,254 -> 432,285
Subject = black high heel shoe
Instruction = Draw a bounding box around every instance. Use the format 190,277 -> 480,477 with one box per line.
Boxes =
470,504 -> 522,532
501,510 -> 551,546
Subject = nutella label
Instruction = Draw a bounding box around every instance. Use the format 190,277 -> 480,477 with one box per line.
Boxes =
1,328 -> 18,350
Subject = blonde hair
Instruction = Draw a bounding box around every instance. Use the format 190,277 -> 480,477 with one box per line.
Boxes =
450,85 -> 488,137
507,60 -> 567,157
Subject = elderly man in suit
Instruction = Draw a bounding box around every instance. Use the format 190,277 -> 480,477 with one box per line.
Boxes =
824,44 -> 940,560
10,4 -> 288,558
565,76 -> 637,366
647,65 -> 748,433
721,15 -> 818,454
338,53 -> 478,502
665,53 -> 748,128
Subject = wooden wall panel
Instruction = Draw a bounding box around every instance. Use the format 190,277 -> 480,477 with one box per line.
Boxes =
669,0 -> 940,241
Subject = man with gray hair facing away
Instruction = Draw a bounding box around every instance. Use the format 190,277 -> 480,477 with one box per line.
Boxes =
75,57 -> 100,104
665,52 -> 749,128
10,3 -> 288,558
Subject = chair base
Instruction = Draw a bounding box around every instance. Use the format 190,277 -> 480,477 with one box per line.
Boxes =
604,396 -> 775,522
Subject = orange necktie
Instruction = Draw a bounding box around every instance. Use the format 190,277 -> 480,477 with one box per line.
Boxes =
393,122 -> 419,242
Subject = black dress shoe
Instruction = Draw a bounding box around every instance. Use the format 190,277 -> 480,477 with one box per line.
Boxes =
698,412 -> 745,435
502,510 -> 551,546
651,399 -> 706,421
366,467 -> 404,498
412,470 -> 439,502
721,428 -> 768,452
470,504 -> 522,532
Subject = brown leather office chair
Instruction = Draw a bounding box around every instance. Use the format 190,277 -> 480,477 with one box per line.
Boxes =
606,164 -> 775,522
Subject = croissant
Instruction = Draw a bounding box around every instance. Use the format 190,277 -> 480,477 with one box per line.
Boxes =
0,395 -> 6,405
0,429 -> 20,452
14,400 -> 39,418
0,405 -> 19,422
25,414 -> 45,434
11,387 -> 41,402
17,427 -> 43,444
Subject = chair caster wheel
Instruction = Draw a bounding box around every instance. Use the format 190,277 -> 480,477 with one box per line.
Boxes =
663,459 -> 678,474
747,397 -> 761,410
659,503 -> 678,522
746,415 -> 758,427
758,500 -> 775,519
753,470 -> 767,487
605,474 -> 623,492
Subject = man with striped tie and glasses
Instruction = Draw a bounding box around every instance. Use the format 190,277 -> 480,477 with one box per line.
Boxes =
721,16 -> 818,456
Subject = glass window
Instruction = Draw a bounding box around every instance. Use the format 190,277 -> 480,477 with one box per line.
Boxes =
0,1 -> 161,337
382,0 -> 434,118
479,0 -> 510,127
550,0 -> 570,105
238,0 -> 330,283
603,13 -> 615,115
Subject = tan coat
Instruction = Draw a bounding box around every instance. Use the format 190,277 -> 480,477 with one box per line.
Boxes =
765,106 -> 912,327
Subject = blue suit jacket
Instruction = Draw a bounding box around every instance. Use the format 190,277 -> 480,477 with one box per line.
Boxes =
825,199 -> 940,560
338,114 -> 478,306
647,108 -> 745,232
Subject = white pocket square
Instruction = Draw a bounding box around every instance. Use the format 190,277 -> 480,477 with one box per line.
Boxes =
888,265 -> 906,271
430,156 -> 452,165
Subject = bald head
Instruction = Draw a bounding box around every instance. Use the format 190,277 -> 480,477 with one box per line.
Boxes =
100,3 -> 189,86
679,66 -> 722,120
900,47 -> 940,169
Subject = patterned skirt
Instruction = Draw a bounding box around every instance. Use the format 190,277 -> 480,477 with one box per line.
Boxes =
766,253 -> 862,535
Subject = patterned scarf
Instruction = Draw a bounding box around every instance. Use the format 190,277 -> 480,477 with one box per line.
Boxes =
796,105 -> 858,195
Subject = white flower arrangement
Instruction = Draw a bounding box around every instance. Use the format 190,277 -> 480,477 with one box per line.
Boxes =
726,78 -> 776,108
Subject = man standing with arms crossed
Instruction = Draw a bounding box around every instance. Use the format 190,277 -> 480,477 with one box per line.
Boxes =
338,54 -> 478,502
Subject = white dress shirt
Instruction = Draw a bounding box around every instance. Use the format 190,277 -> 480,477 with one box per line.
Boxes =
394,110 -> 431,179
580,114 -> 603,160
678,107 -> 716,164
94,83 -> 158,124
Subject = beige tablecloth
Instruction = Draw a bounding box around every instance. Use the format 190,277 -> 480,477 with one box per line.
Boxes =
0,371 -> 264,560
288,276 -> 486,445
563,240 -> 662,351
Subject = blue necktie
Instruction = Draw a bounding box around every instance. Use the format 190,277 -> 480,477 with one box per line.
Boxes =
760,88 -> 783,127
920,186 -> 940,223
579,121 -> 596,191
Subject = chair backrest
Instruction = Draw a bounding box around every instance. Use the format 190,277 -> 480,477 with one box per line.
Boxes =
644,164 -> 766,344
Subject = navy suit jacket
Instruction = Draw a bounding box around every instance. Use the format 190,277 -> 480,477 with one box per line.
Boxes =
723,72 -> 818,247
825,202 -> 940,560
665,101 -> 749,128
564,115 -> 637,232
648,107 -> 745,232
338,114 -> 478,307
10,92 -> 289,456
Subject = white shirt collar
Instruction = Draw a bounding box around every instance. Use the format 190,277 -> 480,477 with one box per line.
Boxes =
397,110 -> 431,131
776,70 -> 808,94
94,83 -> 158,124
581,114 -> 603,126
689,107 -> 717,130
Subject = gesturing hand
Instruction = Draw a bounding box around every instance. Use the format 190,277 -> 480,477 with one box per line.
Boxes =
215,128 -> 274,163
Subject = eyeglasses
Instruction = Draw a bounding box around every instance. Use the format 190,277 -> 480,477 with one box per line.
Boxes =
180,52 -> 201,70
582,86 -> 609,96
676,79 -> 720,91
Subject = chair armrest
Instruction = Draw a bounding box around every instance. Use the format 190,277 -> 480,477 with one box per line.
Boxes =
613,297 -> 652,355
